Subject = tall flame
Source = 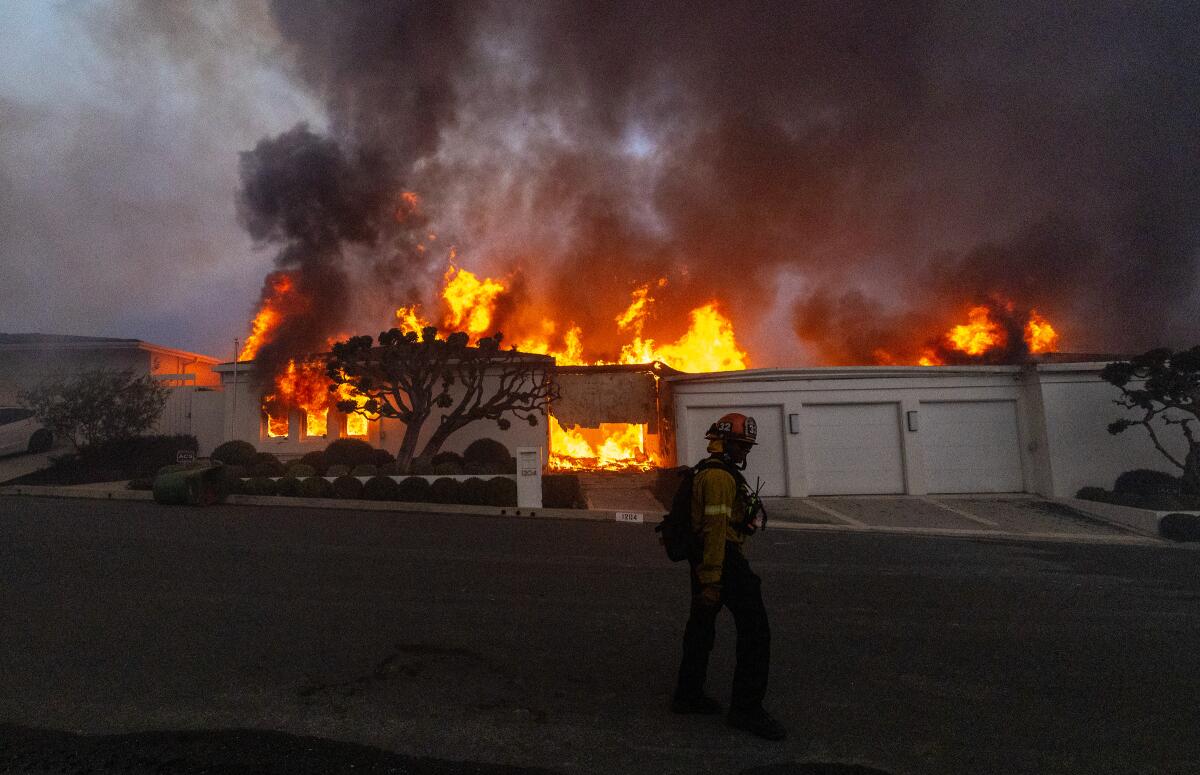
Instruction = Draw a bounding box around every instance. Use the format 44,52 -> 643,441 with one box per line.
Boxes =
241,273 -> 296,361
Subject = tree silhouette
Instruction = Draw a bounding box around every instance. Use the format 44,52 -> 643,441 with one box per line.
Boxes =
1101,346 -> 1200,496
327,327 -> 557,470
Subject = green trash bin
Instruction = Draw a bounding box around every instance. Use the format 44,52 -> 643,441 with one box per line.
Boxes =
152,465 -> 227,506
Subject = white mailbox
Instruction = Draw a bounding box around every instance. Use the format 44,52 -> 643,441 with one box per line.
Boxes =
516,446 -> 543,508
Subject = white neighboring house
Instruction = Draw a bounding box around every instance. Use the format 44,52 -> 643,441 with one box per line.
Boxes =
0,333 -> 223,453
666,360 -> 1181,499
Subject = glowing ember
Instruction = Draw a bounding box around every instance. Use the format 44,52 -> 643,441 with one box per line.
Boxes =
1024,310 -> 1059,353
947,306 -> 1006,355
548,417 -> 661,471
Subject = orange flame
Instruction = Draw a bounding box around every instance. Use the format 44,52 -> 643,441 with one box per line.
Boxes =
1024,310 -> 1059,353
947,305 -> 1006,355
548,417 -> 661,472
241,273 -> 296,361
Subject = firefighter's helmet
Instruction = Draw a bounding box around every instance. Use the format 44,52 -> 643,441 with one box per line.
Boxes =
705,412 -> 758,446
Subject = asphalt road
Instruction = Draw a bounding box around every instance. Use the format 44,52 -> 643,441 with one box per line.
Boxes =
1,496 -> 1198,775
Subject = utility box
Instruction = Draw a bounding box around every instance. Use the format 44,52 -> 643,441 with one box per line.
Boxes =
516,446 -> 543,508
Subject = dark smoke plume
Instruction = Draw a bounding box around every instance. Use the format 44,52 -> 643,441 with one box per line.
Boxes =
248,0 -> 1200,366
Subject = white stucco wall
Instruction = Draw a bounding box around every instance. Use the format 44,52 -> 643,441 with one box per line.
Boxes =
1034,365 -> 1185,496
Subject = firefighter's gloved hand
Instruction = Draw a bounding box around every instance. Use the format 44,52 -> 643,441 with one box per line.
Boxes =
695,584 -> 722,607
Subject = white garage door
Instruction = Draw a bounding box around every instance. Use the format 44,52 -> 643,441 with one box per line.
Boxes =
802,403 -> 905,495
922,401 -> 1024,493
684,406 -> 787,496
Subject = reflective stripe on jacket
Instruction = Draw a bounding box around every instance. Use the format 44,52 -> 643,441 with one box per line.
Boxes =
690,461 -> 747,586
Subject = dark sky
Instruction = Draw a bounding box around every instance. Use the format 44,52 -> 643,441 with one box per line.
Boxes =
2,1 -> 1197,365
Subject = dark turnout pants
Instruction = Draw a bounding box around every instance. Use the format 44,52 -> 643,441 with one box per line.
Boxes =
676,542 -> 771,712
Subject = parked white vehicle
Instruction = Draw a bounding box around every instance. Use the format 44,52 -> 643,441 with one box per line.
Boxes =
0,408 -> 52,456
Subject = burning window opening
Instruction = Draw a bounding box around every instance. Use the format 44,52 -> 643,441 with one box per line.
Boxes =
345,412 -> 369,437
265,410 -> 289,439
548,417 -> 662,472
304,410 -> 328,439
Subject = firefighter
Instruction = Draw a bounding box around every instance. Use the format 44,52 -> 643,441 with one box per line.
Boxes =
671,412 -> 786,740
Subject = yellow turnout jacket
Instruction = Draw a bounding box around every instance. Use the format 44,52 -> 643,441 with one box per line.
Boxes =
690,458 -> 748,586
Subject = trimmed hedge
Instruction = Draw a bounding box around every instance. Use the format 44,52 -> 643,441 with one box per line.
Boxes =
463,438 -> 511,470
285,463 -> 317,478
326,464 -> 351,477
298,476 -> 334,498
351,464 -> 378,476
429,477 -> 461,503
275,475 -> 303,497
1113,469 -> 1180,498
1160,513 -> 1200,542
460,477 -> 488,505
396,476 -> 432,502
378,461 -> 401,475
432,451 -> 465,469
243,476 -> 278,496
362,475 -> 399,501
484,477 -> 518,507
433,460 -> 464,476
542,474 -> 586,509
211,440 -> 257,467
332,475 -> 364,499
299,450 -> 328,475
370,448 -> 396,467
324,438 -> 375,468
251,452 -> 285,478
409,456 -> 434,475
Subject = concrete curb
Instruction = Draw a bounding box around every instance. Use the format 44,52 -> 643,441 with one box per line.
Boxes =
0,484 -> 663,525
767,518 -> 1164,547
1058,497 -> 1200,539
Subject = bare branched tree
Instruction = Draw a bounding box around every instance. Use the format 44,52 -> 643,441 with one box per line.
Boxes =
1101,346 -> 1200,496
326,327 -> 557,470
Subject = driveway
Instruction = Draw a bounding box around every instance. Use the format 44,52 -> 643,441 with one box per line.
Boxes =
763,495 -> 1143,542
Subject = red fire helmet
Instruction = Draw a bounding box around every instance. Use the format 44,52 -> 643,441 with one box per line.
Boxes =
704,412 -> 758,445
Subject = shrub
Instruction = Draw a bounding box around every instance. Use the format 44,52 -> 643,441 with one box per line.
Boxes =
543,474 -> 586,509
326,464 -> 351,477
396,476 -> 432,502
213,465 -> 246,496
433,460 -> 464,476
351,463 -> 378,477
298,476 -> 334,498
484,477 -> 518,507
409,456 -> 434,475
332,475 -> 364,499
429,477 -> 462,503
20,368 -> 169,449
127,477 -> 154,491
370,448 -> 396,467
251,452 -> 285,478
1113,469 -> 1180,498
463,438 -> 511,470
1075,486 -> 1111,503
299,450 -> 328,475
432,451 -> 465,469
362,475 -> 399,501
1159,513 -> 1200,542
243,476 -> 278,496
285,463 -> 317,478
275,475 -> 303,497
324,438 -> 376,468
212,440 -> 258,467
156,463 -> 187,477
460,477 -> 488,505
378,461 -> 401,475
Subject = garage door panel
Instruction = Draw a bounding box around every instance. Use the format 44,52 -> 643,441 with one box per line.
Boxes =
923,401 -> 1023,493
803,403 -> 905,495
684,406 -> 786,496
